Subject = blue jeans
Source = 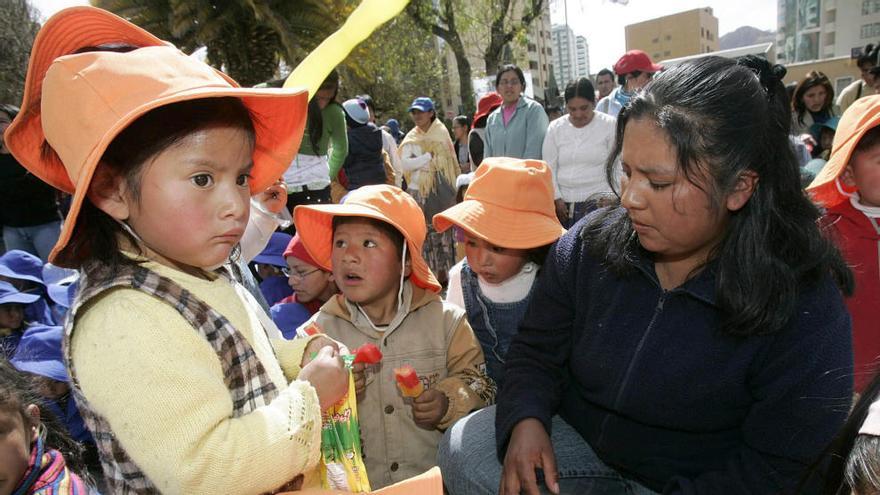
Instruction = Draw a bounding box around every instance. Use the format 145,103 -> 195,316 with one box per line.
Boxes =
438,406 -> 659,495
3,221 -> 62,262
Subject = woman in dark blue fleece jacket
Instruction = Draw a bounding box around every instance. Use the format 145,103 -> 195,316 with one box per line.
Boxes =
439,56 -> 855,494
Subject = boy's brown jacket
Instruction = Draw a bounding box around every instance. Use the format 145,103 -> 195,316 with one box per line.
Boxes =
303,280 -> 495,488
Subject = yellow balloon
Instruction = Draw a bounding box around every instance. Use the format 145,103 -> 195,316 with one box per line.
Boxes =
283,0 -> 410,98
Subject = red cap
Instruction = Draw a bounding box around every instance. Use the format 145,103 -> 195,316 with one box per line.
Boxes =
473,92 -> 503,125
613,50 -> 663,75
283,234 -> 329,271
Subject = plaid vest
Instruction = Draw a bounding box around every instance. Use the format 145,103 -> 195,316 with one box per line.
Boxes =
62,262 -> 280,494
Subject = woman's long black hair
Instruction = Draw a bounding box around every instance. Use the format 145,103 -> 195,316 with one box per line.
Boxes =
585,55 -> 852,337
306,69 -> 339,154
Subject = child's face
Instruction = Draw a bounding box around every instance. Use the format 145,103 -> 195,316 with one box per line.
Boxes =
845,144 -> 880,207
0,405 -> 37,495
820,128 -> 835,152
286,256 -> 334,304
464,234 -> 530,284
331,219 -> 407,312
119,126 -> 254,272
0,304 -> 24,330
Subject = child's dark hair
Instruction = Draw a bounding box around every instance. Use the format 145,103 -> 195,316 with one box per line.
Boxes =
332,216 -> 406,259
51,97 -> 255,271
564,77 -> 596,104
590,55 -> 852,337
306,69 -> 340,154
0,360 -> 88,475
799,371 -> 880,494
526,243 -> 552,266
854,126 -> 880,156
453,115 -> 470,131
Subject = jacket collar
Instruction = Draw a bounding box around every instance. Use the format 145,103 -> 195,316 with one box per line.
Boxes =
629,247 -> 718,307
319,280 -> 436,337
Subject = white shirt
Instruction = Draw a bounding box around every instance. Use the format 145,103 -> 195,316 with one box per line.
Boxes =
445,259 -> 538,309
400,142 -> 432,192
542,112 -> 618,202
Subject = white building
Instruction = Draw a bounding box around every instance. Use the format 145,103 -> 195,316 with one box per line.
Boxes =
552,25 -> 590,88
777,0 -> 880,64
576,35 -> 590,78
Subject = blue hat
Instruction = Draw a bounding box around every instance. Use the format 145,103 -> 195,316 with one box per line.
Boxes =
408,97 -> 435,113
253,232 -> 293,268
342,98 -> 371,125
270,303 -> 313,340
385,118 -> 402,137
0,250 -> 45,287
810,116 -> 841,137
41,264 -> 79,308
0,280 -> 40,306
10,324 -> 68,382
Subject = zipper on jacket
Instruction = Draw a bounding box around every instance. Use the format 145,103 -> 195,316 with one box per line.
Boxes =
595,292 -> 667,447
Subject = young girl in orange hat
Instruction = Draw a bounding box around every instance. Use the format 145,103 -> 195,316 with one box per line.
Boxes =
293,185 -> 495,489
808,94 -> 880,394
5,6 -> 351,493
433,157 -> 566,388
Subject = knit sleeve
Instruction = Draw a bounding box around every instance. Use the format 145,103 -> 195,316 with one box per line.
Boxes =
71,290 -> 323,494
326,104 -> 349,180
435,311 -> 496,430
273,333 -> 322,382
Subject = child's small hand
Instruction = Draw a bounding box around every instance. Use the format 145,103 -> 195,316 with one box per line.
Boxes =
301,336 -> 349,367
410,388 -> 448,430
299,346 -> 349,411
351,362 -> 367,401
258,181 -> 288,214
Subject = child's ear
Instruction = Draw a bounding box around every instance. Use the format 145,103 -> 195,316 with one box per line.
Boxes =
841,164 -> 857,188
24,404 -> 40,441
87,163 -> 132,221
725,170 -> 759,212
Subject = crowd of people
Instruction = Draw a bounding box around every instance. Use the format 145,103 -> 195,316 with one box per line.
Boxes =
1,5 -> 880,495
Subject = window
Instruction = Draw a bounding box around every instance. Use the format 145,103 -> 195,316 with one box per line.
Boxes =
652,37 -> 659,43
664,50 -> 671,56
864,0 -> 880,15
653,53 -> 661,59
529,61 -> 539,70
826,32 -> 835,46
861,22 -> 880,39
827,9 -> 836,22
665,34 -> 671,41
528,43 -> 537,52
547,47 -> 552,55
701,27 -> 705,37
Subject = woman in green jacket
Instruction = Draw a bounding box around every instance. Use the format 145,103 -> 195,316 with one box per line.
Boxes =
484,65 -> 549,160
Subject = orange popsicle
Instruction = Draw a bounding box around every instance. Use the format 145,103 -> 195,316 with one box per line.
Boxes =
394,365 -> 424,398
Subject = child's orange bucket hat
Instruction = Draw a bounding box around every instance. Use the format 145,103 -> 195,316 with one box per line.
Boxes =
433,157 -> 566,249
807,95 -> 880,208
5,7 -> 308,263
293,185 -> 441,293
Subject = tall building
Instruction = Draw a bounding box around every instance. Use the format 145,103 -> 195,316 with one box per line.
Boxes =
625,7 -> 719,61
525,5 -> 555,102
777,0 -> 880,64
551,25 -> 578,87
552,26 -> 590,88
576,35 -> 590,78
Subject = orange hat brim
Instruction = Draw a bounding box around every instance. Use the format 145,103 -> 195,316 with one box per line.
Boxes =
433,200 -> 566,250
807,95 -> 880,208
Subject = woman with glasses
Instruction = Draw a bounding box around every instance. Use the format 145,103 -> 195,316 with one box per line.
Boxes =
483,64 -> 550,160
270,234 -> 338,339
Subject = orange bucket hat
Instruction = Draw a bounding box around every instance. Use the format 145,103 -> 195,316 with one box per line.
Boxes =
807,95 -> 880,208
433,157 -> 566,249
293,185 -> 441,292
5,7 -> 307,263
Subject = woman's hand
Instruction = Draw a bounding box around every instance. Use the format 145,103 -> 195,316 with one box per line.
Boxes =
410,388 -> 449,430
499,418 -> 559,495
299,344 -> 350,410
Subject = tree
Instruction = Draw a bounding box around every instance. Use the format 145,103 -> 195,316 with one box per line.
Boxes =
338,12 -> 445,126
406,0 -> 475,114
406,0 -> 546,114
93,0 -> 339,86
0,0 -> 40,105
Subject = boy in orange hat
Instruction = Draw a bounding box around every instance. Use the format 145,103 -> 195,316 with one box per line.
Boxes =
808,94 -> 880,393
434,157 -> 566,388
294,185 -> 495,489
